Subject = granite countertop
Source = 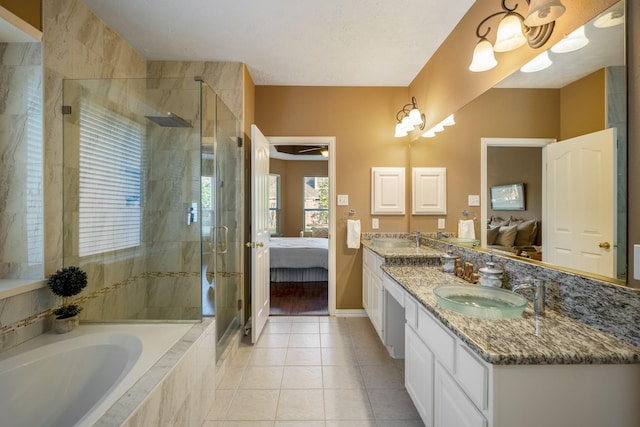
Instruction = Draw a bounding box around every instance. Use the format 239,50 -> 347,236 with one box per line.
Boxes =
382,264 -> 640,366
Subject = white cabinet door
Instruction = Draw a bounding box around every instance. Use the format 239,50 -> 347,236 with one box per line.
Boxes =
434,363 -> 487,427
370,272 -> 384,339
405,325 -> 434,427
362,262 -> 370,314
412,167 -> 447,215
371,167 -> 405,214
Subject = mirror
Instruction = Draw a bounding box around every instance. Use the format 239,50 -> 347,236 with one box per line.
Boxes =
0,12 -> 43,288
481,1 -> 626,282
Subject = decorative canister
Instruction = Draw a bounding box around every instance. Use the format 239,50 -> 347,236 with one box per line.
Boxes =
441,249 -> 459,273
478,261 -> 504,288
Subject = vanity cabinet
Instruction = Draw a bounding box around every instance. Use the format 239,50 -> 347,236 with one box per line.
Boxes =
362,247 -> 384,339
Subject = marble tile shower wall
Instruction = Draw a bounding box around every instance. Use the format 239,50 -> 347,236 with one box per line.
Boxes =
427,238 -> 640,348
0,42 -> 43,280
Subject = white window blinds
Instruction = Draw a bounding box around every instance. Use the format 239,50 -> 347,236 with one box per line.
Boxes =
78,102 -> 143,256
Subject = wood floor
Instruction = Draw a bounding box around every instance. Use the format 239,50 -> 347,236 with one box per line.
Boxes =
270,281 -> 329,316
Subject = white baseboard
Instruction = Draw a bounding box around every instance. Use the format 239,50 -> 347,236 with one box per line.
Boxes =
334,309 -> 367,317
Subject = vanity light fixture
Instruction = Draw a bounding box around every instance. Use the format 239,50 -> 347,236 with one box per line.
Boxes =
421,114 -> 456,139
520,50 -> 552,72
550,25 -> 589,53
469,0 -> 565,73
394,96 -> 425,138
593,8 -> 624,28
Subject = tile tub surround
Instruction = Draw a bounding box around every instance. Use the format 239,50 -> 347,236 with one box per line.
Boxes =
96,319 -> 216,427
384,265 -> 640,365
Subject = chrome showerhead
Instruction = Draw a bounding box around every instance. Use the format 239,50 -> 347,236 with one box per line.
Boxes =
144,112 -> 192,128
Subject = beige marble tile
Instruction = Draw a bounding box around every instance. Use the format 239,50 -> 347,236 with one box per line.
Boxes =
256,333 -> 290,348
360,365 -> 404,389
290,322 -> 320,334
238,367 -> 284,390
323,388 -> 374,420
320,347 -> 358,366
320,333 -> 353,348
276,389 -> 324,420
225,389 -> 280,421
285,348 -> 322,366
322,366 -> 365,389
249,348 -> 288,366
288,334 -> 321,348
367,388 -> 421,421
281,366 -> 323,389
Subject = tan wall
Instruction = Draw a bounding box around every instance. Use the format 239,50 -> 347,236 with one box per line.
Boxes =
0,0 -> 41,31
487,147 -> 543,227
561,69 -> 606,140
255,86 -> 409,309
409,88 -> 559,235
407,0 -> 618,131
269,159 -> 328,237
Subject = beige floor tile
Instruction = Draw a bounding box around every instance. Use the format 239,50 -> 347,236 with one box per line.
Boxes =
285,348 -> 322,365
281,366 -> 323,389
360,365 -> 404,389
375,420 -> 426,427
353,346 -> 395,366
275,421 -> 325,427
229,347 -> 254,368
290,322 -> 320,334
367,388 -> 421,421
225,389 -> 280,421
322,366 -> 365,389
290,315 -> 324,323
320,333 -> 353,348
256,334 -> 291,348
264,323 -> 293,334
321,347 -> 358,366
323,388 -> 374,420
249,348 -> 288,366
221,421 -> 276,427
239,367 -> 284,389
268,317 -> 294,323
218,367 -> 246,390
205,389 -> 235,420
201,421 -> 225,427
288,333 -> 321,348
319,321 -> 351,335
276,389 -> 325,420
325,421 -> 376,427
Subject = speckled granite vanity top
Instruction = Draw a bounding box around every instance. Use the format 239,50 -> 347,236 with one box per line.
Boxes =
361,240 -> 442,260
382,265 -> 640,366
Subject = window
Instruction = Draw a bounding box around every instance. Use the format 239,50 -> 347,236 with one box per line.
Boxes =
78,101 -> 143,256
303,176 -> 329,230
269,174 -> 281,236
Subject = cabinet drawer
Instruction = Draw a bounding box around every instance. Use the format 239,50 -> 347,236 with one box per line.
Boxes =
383,274 -> 405,307
418,308 -> 455,373
364,248 -> 383,272
405,295 -> 418,329
455,343 -> 488,410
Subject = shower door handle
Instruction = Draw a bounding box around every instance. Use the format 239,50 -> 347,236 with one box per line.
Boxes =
211,225 -> 228,254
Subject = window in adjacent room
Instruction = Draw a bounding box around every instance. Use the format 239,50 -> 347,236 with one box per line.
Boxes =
78,101 -> 143,256
303,176 -> 329,231
269,174 -> 281,236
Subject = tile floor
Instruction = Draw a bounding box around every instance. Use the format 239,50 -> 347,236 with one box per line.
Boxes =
203,316 -> 424,427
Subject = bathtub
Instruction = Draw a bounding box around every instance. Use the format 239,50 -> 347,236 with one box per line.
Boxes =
0,323 -> 193,427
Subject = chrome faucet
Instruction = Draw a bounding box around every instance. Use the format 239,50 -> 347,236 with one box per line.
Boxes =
512,279 -> 546,316
412,231 -> 421,248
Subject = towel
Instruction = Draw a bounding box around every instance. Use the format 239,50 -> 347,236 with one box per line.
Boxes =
347,219 -> 361,249
458,219 -> 476,240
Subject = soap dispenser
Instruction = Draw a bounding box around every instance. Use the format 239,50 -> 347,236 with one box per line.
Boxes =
479,258 -> 504,288
441,246 -> 459,273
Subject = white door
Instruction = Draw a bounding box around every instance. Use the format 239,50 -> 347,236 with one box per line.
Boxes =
544,128 -> 616,277
250,124 -> 270,344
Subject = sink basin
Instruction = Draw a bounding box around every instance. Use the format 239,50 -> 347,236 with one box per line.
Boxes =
441,237 -> 480,248
371,238 -> 413,248
433,285 -> 528,320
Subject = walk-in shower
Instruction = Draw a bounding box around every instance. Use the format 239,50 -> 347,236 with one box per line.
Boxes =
62,77 -> 243,356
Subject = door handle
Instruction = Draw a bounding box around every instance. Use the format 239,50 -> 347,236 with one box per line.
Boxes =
599,242 -> 611,249
245,241 -> 264,248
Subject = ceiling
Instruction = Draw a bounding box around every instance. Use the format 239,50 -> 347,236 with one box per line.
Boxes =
81,0 -> 475,86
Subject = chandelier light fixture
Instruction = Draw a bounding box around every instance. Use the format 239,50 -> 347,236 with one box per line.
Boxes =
469,0 -> 566,73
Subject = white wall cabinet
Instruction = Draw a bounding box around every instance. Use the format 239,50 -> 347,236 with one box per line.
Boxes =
412,167 -> 447,215
371,167 -> 405,214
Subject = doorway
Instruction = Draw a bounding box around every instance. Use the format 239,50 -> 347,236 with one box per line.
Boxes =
267,136 -> 337,316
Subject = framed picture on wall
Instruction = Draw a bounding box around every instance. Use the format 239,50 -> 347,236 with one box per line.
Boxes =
490,183 -> 525,210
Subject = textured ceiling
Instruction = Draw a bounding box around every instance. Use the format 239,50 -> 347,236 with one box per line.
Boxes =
82,0 -> 475,86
